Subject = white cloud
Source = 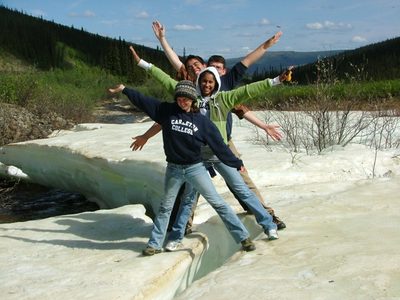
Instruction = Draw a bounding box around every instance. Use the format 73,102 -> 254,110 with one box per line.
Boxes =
173,24 -> 203,31
352,35 -> 367,43
306,22 -> 324,30
306,20 -> 352,30
136,11 -> 149,19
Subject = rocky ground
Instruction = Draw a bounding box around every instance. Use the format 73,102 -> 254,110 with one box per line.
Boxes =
0,97 -> 147,147
0,103 -> 75,147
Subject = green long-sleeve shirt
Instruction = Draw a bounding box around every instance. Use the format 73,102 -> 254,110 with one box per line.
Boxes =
148,65 -> 274,143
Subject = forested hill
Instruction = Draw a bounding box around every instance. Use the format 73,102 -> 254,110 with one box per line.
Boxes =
0,5 -> 175,83
244,36 -> 400,84
293,36 -> 400,84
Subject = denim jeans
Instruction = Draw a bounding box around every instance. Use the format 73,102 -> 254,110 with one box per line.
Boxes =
168,160 -> 277,242
147,162 -> 249,250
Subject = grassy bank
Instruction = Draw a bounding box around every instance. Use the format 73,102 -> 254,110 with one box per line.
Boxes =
1,47 -> 399,123
254,79 -> 400,110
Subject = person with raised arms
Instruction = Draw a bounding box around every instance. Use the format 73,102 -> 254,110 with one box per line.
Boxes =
125,44 -> 292,250
131,21 -> 288,232
109,80 -> 256,256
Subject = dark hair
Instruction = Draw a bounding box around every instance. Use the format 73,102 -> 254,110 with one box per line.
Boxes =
207,55 -> 226,68
184,55 -> 205,69
199,70 -> 219,93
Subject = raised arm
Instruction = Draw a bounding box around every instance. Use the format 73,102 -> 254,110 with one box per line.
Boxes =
152,20 -> 183,72
129,44 -> 178,97
241,31 -> 283,68
129,45 -> 140,64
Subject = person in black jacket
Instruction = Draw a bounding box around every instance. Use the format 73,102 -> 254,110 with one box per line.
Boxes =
109,80 -> 255,256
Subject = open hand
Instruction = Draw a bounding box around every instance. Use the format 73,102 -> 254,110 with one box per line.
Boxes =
108,84 -> 125,94
152,20 -> 165,40
264,124 -> 283,141
130,135 -> 149,151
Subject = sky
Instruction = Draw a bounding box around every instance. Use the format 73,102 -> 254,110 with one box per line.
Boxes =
2,0 -> 400,59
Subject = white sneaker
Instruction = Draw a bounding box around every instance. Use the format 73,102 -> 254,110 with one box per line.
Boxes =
165,240 -> 182,252
268,229 -> 279,240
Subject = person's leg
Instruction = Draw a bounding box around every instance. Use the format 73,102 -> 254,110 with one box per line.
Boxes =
185,163 -> 251,244
228,139 -> 286,230
146,164 -> 184,252
181,183 -> 200,235
213,160 -> 278,235
167,183 -> 198,242
167,183 -> 186,231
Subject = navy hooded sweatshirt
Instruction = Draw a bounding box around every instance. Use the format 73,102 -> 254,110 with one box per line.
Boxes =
122,87 -> 243,170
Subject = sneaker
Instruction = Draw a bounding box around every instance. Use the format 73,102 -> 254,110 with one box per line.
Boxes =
273,215 -> 286,230
267,229 -> 279,240
142,246 -> 162,256
165,240 -> 182,252
241,238 -> 256,251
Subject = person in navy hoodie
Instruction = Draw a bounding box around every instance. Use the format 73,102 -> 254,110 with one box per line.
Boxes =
108,80 -> 255,256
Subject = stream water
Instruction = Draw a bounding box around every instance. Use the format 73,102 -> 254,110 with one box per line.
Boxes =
0,99 -> 148,224
0,179 -> 99,223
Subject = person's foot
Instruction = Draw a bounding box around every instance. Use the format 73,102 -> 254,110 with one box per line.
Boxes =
267,229 -> 279,240
273,215 -> 286,230
165,240 -> 183,252
241,238 -> 256,251
142,246 -> 162,256
108,84 -> 125,94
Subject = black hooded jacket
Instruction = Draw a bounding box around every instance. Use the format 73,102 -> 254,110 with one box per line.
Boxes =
122,87 -> 243,170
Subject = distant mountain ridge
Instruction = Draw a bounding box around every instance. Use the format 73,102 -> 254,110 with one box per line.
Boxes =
226,50 -> 344,74
227,35 -> 400,83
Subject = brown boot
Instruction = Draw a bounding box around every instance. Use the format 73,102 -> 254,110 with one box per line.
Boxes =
273,215 -> 286,230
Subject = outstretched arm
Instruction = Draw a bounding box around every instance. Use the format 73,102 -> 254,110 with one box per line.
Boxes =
241,31 -> 283,68
152,20 -> 183,72
130,123 -> 162,151
242,110 -> 283,141
109,83 -> 164,151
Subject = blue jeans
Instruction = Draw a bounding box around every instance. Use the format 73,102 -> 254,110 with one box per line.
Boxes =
168,160 -> 277,242
147,162 -> 249,250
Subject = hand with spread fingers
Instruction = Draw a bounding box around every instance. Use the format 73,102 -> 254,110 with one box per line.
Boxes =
130,135 -> 148,151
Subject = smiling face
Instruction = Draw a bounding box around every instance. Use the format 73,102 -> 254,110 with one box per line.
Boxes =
186,58 -> 206,81
176,96 -> 193,112
199,71 -> 217,97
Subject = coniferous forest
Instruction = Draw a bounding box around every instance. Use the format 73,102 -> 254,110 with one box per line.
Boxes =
293,37 -> 400,84
0,5 -> 175,84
